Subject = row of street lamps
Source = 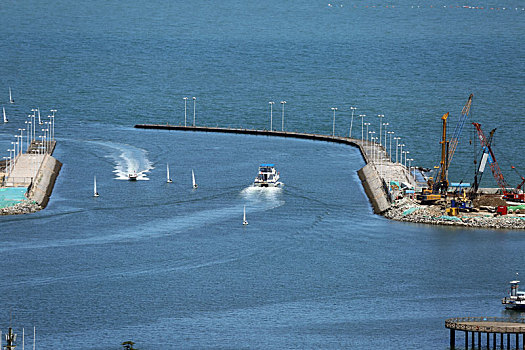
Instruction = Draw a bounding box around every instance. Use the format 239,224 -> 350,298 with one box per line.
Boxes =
3,108 -> 56,181
176,98 -> 417,185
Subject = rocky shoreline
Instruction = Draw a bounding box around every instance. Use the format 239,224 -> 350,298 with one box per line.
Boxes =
383,198 -> 525,230
0,200 -> 41,215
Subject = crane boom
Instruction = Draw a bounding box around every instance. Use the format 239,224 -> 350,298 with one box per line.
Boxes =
448,94 -> 473,166
472,122 -> 510,192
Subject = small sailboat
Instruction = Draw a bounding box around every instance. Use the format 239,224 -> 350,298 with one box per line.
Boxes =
38,108 -> 42,125
2,106 -> 7,123
192,169 -> 198,189
8,87 -> 14,104
167,163 -> 172,183
93,176 -> 99,197
243,205 -> 248,226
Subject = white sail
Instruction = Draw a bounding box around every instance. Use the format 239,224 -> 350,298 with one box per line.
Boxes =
2,107 -> 7,123
243,205 -> 248,225
38,108 -> 42,124
192,169 -> 197,188
93,176 -> 99,197
8,87 -> 14,104
167,163 -> 172,183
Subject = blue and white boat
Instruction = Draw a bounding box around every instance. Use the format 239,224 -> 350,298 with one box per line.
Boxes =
502,279 -> 525,310
253,164 -> 282,187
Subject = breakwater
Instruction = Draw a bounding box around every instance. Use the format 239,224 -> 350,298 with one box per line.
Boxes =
134,124 -> 411,214
135,124 -> 525,230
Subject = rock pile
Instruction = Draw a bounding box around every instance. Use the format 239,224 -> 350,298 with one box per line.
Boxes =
383,198 -> 525,230
0,200 -> 41,215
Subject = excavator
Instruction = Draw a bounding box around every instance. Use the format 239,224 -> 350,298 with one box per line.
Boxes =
417,94 -> 474,203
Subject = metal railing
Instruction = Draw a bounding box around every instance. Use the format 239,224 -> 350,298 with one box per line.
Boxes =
446,317 -> 525,333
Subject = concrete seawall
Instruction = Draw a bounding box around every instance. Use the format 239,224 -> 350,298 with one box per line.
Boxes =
357,163 -> 391,214
27,154 -> 62,208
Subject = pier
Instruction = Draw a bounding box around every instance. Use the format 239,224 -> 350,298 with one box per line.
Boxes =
446,317 -> 525,349
134,124 -> 418,214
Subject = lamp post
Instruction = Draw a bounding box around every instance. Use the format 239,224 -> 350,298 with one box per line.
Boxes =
183,97 -> 188,127
371,137 -> 376,163
192,97 -> 196,127
408,158 -> 414,183
349,106 -> 357,138
331,107 -> 338,136
399,143 -> 405,164
31,109 -> 37,142
365,123 -> 370,142
383,122 -> 389,146
269,101 -> 275,130
280,101 -> 286,131
378,114 -> 384,146
404,150 -> 410,169
50,109 -> 57,141
387,131 -> 394,162
360,114 -> 366,141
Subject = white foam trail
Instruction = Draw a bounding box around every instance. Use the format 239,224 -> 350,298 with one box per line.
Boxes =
90,140 -> 154,180
240,185 -> 283,202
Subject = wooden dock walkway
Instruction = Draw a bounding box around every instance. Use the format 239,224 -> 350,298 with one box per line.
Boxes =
446,317 -> 525,349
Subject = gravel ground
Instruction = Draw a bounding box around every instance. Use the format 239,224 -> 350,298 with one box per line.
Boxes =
383,198 -> 525,230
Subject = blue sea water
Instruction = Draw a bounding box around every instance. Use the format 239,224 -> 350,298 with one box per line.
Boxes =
0,1 -> 524,348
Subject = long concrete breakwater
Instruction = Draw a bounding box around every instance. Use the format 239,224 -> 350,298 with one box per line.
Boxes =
135,124 -> 525,230
135,124 -> 413,214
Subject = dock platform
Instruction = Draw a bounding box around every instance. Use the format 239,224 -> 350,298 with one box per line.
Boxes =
446,317 -> 525,349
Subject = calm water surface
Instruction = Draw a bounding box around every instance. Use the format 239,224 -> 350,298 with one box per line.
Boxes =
0,1 -> 524,349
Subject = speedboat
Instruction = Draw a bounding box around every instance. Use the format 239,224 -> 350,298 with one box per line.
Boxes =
253,164 -> 281,187
502,279 -> 525,310
128,171 -> 138,181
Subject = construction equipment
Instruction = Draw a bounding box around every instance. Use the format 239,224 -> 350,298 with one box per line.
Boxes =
417,112 -> 449,202
418,94 -> 474,203
472,122 -> 525,203
471,127 -> 496,194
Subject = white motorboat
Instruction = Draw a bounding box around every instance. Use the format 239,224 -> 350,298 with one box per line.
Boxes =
128,171 -> 138,181
192,169 -> 198,189
253,164 -> 281,187
502,279 -> 525,310
167,163 -> 172,183
93,176 -> 99,197
243,205 -> 248,226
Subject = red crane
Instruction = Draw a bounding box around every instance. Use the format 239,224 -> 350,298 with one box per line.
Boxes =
472,122 -> 525,202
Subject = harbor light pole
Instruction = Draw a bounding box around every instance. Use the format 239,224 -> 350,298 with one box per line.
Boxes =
349,106 -> 357,138
394,138 -> 400,163
269,101 -> 275,130
388,131 -> 394,162
192,97 -> 196,127
365,123 -> 370,142
360,114 -> 366,141
383,122 -> 389,145
280,101 -> 286,131
50,109 -> 57,141
378,114 -> 384,146
183,97 -> 188,127
408,158 -> 414,183
399,144 -> 405,164
331,107 -> 338,136
404,150 -> 410,169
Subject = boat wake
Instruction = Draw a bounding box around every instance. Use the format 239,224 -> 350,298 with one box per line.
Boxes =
240,185 -> 283,201
92,141 -> 154,180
